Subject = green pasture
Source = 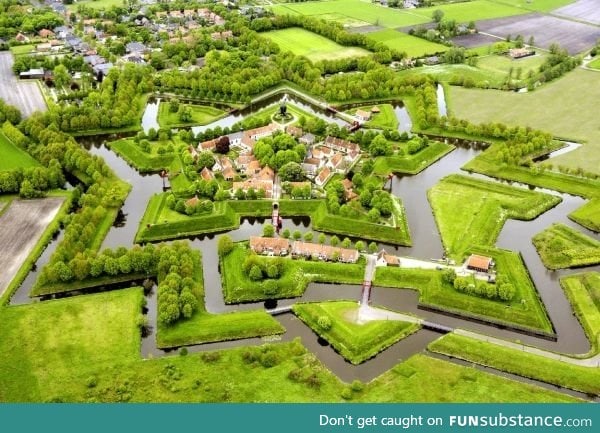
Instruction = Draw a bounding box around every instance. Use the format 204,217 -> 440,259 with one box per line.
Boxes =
262,28 -> 370,62
428,174 -> 561,260
532,223 -> 600,269
368,29 -> 448,58
569,199 -> 600,232
449,69 -> 600,175
294,301 -> 420,364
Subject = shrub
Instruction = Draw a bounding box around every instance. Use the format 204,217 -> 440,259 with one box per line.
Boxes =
317,315 -> 332,331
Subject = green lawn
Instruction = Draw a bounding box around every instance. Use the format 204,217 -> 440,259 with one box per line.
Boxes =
347,104 -> 398,129
293,301 -> 420,364
67,0 -> 124,10
429,333 -> 599,396
374,245 -> 553,333
587,57 -> 600,70
367,29 -> 448,58
569,199 -> 600,232
476,53 -> 547,81
449,69 -> 600,175
0,131 -> 40,170
428,174 -> 561,260
157,102 -> 226,128
532,223 -> 600,269
262,28 -> 370,62
107,138 -> 175,173
0,288 -> 143,401
271,0 -> 527,29
373,141 -> 454,175
9,44 -> 36,56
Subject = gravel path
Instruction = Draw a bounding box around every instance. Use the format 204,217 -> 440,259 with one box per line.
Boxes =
0,197 -> 64,296
0,52 -> 47,118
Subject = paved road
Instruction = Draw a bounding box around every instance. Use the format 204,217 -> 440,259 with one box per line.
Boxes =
0,52 -> 47,118
0,197 -> 64,296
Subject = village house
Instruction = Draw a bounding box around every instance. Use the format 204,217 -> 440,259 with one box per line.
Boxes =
198,138 -> 218,152
341,178 -> 358,201
301,157 -> 321,177
211,30 -> 233,41
38,29 -> 55,38
235,154 -> 258,171
227,131 -> 243,147
325,136 -> 359,154
285,125 -> 303,138
249,237 -> 290,256
185,196 -> 201,208
126,41 -> 148,54
315,167 -> 333,187
300,133 -> 316,146
328,153 -> 345,173
465,254 -> 494,273
244,160 -> 261,177
233,178 -> 273,197
36,43 -> 51,53
256,166 -> 274,182
200,167 -> 215,181
508,47 -> 535,59
376,249 -> 400,267
15,32 -> 29,43
291,241 -> 359,263
355,109 -> 371,122
239,123 -> 280,152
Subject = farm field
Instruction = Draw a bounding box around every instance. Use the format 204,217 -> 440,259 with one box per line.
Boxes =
367,29 -> 448,58
475,53 -> 547,80
587,57 -> 600,70
428,174 -> 561,260
262,28 -> 370,62
0,132 -> 40,170
270,0 -> 527,29
554,0 -> 600,25
0,197 -> 65,296
532,223 -> 600,269
569,199 -> 600,232
476,13 -> 600,54
449,69 -> 600,175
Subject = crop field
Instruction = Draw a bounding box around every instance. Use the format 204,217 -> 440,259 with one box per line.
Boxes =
449,69 -> 600,175
0,132 -> 40,170
293,301 -> 420,364
367,29 -> 448,58
554,0 -> 600,26
271,0 -> 529,29
428,174 -> 561,259
476,13 -> 600,54
532,223 -> 600,269
569,199 -> 600,232
0,197 -> 65,296
262,28 -> 370,62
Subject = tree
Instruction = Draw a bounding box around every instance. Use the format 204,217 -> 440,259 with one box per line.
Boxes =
218,235 -> 234,256
279,162 -> 304,182
293,230 -> 302,240
263,224 -> 275,237
19,179 -> 37,198
169,98 -> 180,113
249,265 -> 263,281
330,235 -> 340,247
442,268 -> 456,285
369,134 -> 392,156
432,9 -> 444,23
303,231 -> 313,242
341,237 -> 351,248
282,228 -> 291,239
53,64 -> 71,89
216,135 -> 230,154
318,233 -> 326,245
178,105 -> 193,123
355,240 -> 365,251
368,242 -> 378,254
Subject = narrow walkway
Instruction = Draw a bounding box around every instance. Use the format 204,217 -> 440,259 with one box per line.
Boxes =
455,329 -> 600,367
359,254 -> 377,306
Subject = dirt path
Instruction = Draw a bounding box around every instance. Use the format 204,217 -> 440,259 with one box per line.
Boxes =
0,197 -> 64,296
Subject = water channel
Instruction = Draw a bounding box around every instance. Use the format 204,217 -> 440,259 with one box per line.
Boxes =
8,91 -> 600,398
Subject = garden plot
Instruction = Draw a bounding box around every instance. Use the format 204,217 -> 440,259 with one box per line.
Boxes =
553,0 -> 600,26
0,197 -> 64,295
477,13 -> 600,54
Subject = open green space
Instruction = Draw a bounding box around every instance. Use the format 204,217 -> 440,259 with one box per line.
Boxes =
294,301 -> 420,364
346,104 -> 398,129
262,28 -> 370,62
107,138 -> 175,173
532,223 -> 600,269
587,57 -> 600,70
67,0 -> 124,10
0,288 -> 144,401
374,246 -> 553,333
476,53 -> 548,82
562,272 -> 600,353
9,44 -> 36,56
271,0 -> 527,29
221,243 -> 365,303
429,333 -> 599,396
428,174 -> 561,260
450,69 -> 600,175
367,29 -> 448,58
157,103 -> 226,128
569,199 -> 600,232
0,131 -> 41,170
373,141 -> 454,175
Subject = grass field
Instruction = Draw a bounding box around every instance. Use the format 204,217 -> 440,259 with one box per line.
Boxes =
561,272 -> 600,353
108,138 -> 175,173
587,57 -> 600,70
428,174 -> 561,260
293,301 -> 420,364
262,28 -> 370,62
0,132 -> 40,170
271,0 -> 527,29
428,333 -> 599,396
373,141 -> 454,175
9,44 -> 36,56
67,0 -> 124,10
476,53 -> 547,80
449,69 -> 600,175
532,223 -> 600,269
0,288 -> 143,401
367,29 -> 448,58
157,103 -> 226,128
569,199 -> 600,232
347,104 -> 398,129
